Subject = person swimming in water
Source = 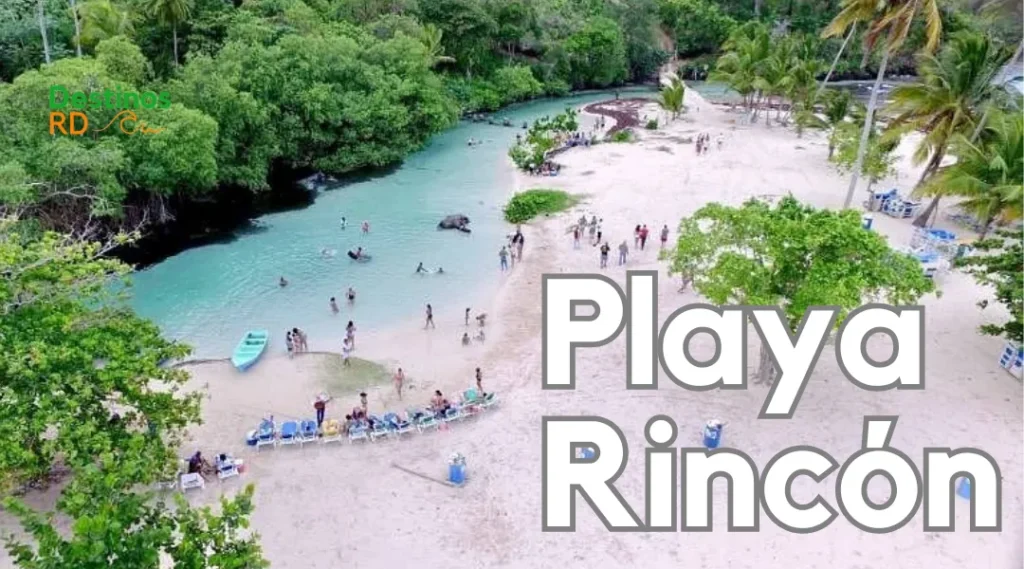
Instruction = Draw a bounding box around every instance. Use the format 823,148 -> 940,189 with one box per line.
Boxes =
415,262 -> 427,274
436,267 -> 444,274
346,287 -> 356,303
340,216 -> 347,229
279,276 -> 288,287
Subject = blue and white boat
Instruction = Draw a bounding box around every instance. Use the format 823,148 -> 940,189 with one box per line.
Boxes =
231,330 -> 269,371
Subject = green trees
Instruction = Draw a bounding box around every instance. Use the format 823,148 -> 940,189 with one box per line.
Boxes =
564,16 -> 628,88
658,0 -> 737,57
0,220 -> 268,567
956,231 -> 1023,344
508,108 -> 579,170
662,197 -> 934,381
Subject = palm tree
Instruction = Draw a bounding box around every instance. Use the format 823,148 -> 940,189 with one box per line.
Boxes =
890,32 -> 1012,226
713,23 -> 772,118
79,0 -> 133,48
918,111 -> 1023,238
37,0 -> 51,64
658,74 -> 685,121
828,0 -> 943,208
422,24 -> 455,68
817,89 -> 854,156
819,0 -> 877,101
146,0 -> 192,67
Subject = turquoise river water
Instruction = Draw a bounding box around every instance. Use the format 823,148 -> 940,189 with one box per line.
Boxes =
130,91 -> 647,359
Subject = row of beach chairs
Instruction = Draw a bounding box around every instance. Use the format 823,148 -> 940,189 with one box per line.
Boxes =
252,389 -> 499,450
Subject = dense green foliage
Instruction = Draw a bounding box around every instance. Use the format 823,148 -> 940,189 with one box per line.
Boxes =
0,220 -> 267,566
956,230 -> 1023,344
661,196 -> 935,380
508,108 -> 579,170
503,188 -> 576,223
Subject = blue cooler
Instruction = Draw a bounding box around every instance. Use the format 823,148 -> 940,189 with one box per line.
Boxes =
702,423 -> 723,449
956,477 -> 971,499
448,463 -> 466,485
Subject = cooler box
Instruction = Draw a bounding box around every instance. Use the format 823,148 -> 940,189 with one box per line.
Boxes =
448,463 -> 466,485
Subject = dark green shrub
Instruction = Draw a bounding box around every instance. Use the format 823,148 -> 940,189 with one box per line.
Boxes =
645,119 -> 659,130
504,189 -> 577,223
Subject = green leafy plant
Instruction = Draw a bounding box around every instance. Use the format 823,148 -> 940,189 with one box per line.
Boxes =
608,129 -> 634,143
955,230 -> 1023,343
645,119 -> 659,129
503,189 -> 577,223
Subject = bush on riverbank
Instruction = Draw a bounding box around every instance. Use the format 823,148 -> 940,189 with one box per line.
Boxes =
504,189 -> 578,223
508,109 -> 580,170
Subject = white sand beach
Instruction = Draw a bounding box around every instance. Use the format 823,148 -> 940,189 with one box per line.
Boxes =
5,87 -> 1020,569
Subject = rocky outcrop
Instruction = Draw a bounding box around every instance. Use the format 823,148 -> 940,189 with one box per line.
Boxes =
438,214 -> 471,233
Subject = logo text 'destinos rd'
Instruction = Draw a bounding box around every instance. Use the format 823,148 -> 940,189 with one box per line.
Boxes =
48,85 -> 170,136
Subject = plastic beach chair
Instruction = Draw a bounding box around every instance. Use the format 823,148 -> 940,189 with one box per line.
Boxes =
278,421 -> 299,447
180,472 -> 205,492
383,412 -> 413,437
479,392 -> 498,409
348,423 -> 369,444
321,419 -> 342,444
297,419 -> 318,446
255,420 -> 276,452
216,456 -> 240,481
407,408 -> 439,433
369,415 -> 390,441
440,405 -> 463,424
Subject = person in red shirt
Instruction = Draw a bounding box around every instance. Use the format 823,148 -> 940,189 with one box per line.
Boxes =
639,225 -> 650,250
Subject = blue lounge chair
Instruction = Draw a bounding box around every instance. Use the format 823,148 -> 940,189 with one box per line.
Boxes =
298,419 -> 318,446
440,405 -> 463,424
369,415 -> 390,441
255,420 -> 276,452
407,408 -> 439,433
348,421 -> 369,444
383,412 -> 413,437
278,421 -> 299,447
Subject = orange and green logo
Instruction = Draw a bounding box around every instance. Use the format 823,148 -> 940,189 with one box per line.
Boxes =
48,85 -> 171,136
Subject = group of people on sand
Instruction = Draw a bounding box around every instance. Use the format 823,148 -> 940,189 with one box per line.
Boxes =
498,226 -> 526,271
526,161 -> 561,176
186,450 -> 236,481
285,327 -> 309,357
581,218 -> 671,270
308,367 -> 486,436
695,132 -> 722,155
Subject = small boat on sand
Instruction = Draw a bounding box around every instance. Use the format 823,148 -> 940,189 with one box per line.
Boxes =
232,330 -> 269,371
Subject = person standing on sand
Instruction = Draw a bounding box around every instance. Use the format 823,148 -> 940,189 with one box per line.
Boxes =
292,327 -> 308,352
618,240 -> 628,265
394,368 -> 405,400
595,220 -> 602,244
313,395 -> 328,428
599,242 -> 610,268
634,224 -> 641,248
425,304 -> 435,329
465,308 -> 471,326
499,246 -> 509,271
515,235 -> 524,260
330,297 -> 339,314
476,367 -> 484,396
285,330 -> 294,358
660,224 -> 670,248
573,225 -> 581,249
345,321 -> 356,349
359,392 -> 369,417
588,221 -> 597,244
341,337 -> 352,366
640,225 -> 649,250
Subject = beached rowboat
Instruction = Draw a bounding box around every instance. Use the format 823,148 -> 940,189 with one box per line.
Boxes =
231,330 -> 269,371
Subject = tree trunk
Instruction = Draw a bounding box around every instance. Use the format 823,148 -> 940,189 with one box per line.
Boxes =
978,215 -> 995,240
37,0 -> 51,64
756,345 -> 776,385
815,24 -> 857,102
69,0 -> 82,57
172,24 -> 179,67
911,146 -> 946,227
843,47 -> 889,209
859,39 -> 871,70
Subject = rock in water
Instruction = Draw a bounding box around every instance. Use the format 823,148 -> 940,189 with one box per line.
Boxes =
438,214 -> 471,232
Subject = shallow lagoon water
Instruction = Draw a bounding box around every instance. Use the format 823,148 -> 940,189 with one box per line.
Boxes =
130,91 -> 649,359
